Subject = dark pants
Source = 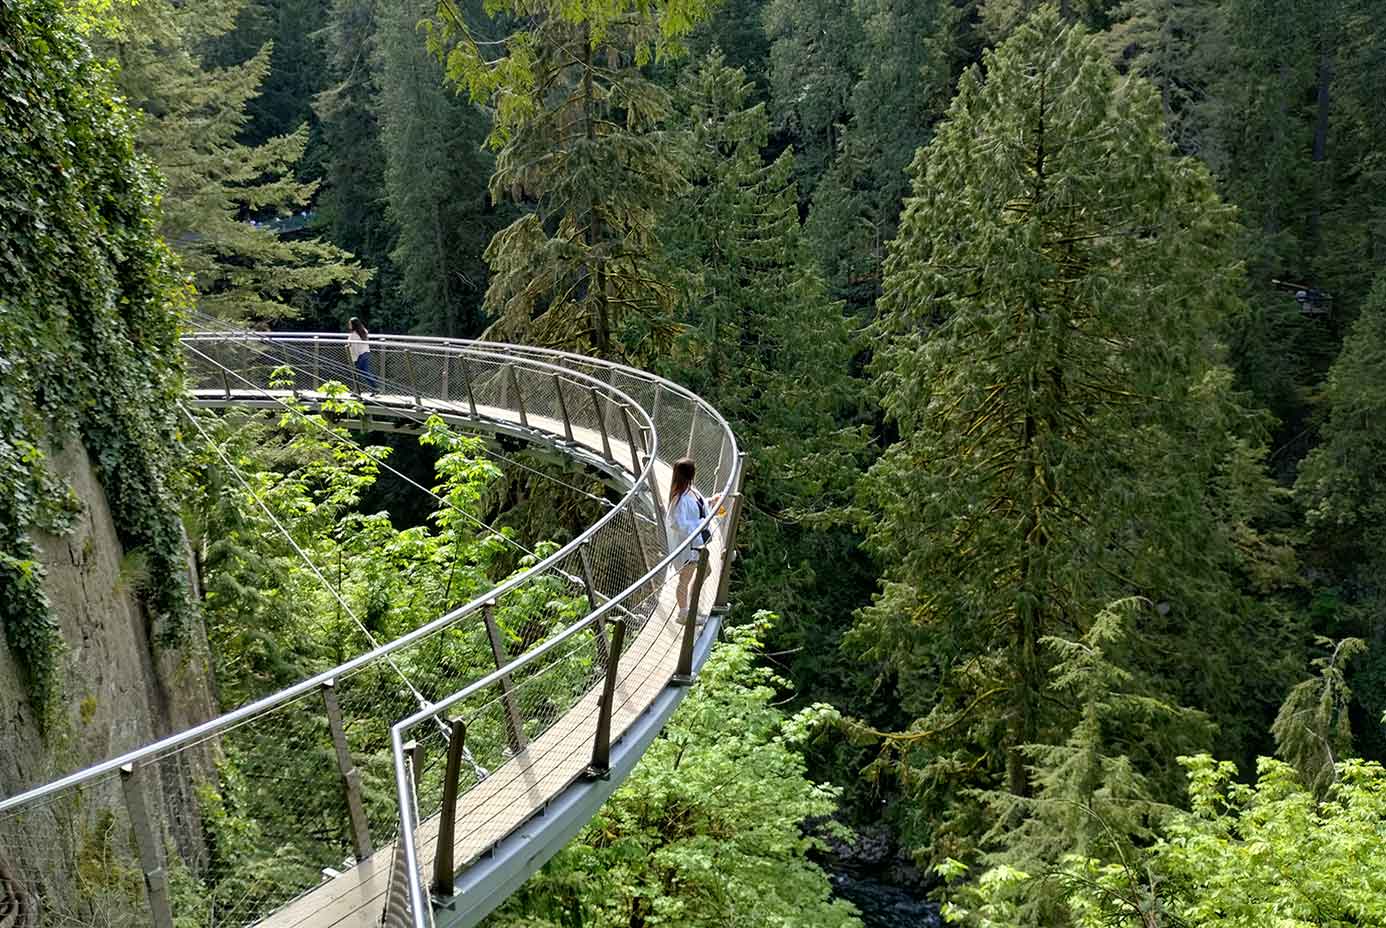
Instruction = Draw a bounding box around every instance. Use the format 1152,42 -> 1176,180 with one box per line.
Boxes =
354,352 -> 378,390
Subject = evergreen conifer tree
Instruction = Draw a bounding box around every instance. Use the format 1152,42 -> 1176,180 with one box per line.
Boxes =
100,0 -> 370,320
375,0 -> 505,336
855,6 -> 1293,860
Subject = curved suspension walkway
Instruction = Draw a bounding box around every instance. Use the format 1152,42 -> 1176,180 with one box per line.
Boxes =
0,333 -> 743,928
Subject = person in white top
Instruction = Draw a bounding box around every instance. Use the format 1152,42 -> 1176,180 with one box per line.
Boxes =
347,317 -> 377,391
667,457 -> 722,623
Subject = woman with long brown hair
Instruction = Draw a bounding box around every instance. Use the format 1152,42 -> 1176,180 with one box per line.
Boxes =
667,457 -> 721,622
346,316 -> 377,391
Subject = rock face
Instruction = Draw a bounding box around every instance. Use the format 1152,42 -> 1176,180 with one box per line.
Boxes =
0,442 -> 217,921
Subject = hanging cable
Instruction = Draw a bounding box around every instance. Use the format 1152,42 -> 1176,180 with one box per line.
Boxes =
181,406 -> 481,763
187,313 -> 618,509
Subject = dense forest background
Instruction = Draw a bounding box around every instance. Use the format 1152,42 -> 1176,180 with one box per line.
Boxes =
7,0 -> 1386,924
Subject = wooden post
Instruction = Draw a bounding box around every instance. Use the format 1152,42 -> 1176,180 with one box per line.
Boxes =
432,718 -> 467,897
482,600 -> 528,752
578,541 -> 610,667
713,452 -> 747,614
458,355 -> 478,418
321,680 -> 373,860
671,548 -> 710,685
618,405 -> 642,475
506,364 -> 529,429
120,764 -> 174,928
589,388 -> 613,461
405,350 -> 422,406
585,618 -> 626,779
553,375 -> 574,443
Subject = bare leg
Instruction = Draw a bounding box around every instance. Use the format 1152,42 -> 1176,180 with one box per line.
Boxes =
676,562 -> 696,615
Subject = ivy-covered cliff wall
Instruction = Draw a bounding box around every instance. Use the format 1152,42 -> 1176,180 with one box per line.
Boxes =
0,0 -> 215,786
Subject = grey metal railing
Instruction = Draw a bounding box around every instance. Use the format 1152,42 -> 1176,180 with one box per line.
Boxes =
0,333 -> 741,928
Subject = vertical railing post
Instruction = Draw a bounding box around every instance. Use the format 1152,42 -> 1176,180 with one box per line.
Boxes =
432,718 -> 467,898
578,541 -> 610,666
458,354 -> 478,418
349,352 -> 363,396
618,404 -> 642,475
588,388 -> 613,461
626,506 -> 651,581
482,600 -> 528,752
553,375 -> 574,443
221,366 -> 232,400
713,452 -> 747,614
321,679 -> 373,860
506,363 -> 529,429
120,763 -> 174,928
440,352 -> 450,400
651,383 -> 663,427
585,617 -> 627,779
405,349 -> 422,406
671,548 -> 710,685
686,404 -> 699,458
313,335 -> 321,386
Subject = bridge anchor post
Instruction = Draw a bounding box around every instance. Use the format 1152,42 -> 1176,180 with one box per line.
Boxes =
120,763 -> 174,928
586,617 -> 627,779
671,548 -> 710,686
432,718 -> 467,898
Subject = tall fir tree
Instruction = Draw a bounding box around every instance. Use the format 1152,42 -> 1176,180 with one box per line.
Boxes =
854,6 -> 1295,863
427,0 -> 717,358
100,0 -> 370,320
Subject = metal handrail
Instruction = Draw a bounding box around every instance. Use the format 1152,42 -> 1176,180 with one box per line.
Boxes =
0,335 -> 661,815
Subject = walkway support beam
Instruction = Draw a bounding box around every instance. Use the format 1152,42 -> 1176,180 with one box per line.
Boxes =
713,453 -> 748,614
120,763 -> 174,928
321,679 -> 373,860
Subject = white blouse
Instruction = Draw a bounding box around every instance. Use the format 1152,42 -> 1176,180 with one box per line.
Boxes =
669,489 -> 707,549
348,332 -> 369,362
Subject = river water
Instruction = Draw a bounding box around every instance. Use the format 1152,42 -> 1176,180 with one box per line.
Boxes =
828,871 -> 940,928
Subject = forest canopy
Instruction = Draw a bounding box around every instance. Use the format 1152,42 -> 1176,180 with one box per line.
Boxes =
3,0 -> 1386,925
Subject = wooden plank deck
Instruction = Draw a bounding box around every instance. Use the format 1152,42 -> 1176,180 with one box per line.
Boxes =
186,386 -> 726,928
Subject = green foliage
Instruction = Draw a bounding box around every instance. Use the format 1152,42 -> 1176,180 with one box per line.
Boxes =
1271,636 -> 1365,795
488,616 -> 862,928
947,756 -> 1386,928
1,0 -> 192,717
1297,276 -> 1386,564
854,7 -> 1295,868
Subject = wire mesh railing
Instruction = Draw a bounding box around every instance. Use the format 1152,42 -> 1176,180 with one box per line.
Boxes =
0,333 -> 742,928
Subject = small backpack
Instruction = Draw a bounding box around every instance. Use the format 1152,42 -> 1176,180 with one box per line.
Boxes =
693,494 -> 712,546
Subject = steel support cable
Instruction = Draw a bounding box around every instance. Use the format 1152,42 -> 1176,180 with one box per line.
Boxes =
180,406 -> 475,762
186,315 -> 620,509
182,337 -> 637,602
183,341 -> 543,563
